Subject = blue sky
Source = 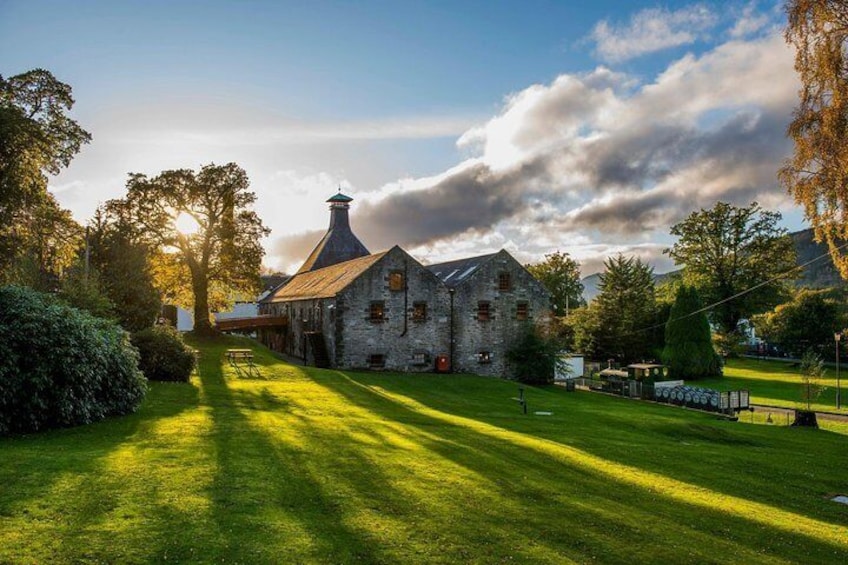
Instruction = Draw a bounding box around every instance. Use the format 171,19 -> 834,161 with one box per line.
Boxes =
0,0 -> 800,274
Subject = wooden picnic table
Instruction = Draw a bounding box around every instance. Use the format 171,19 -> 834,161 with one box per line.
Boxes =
225,348 -> 260,377
226,348 -> 253,362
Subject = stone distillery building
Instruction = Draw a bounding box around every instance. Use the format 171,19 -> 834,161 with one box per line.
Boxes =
258,192 -> 550,377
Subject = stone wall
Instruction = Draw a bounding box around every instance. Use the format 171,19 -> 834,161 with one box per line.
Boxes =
451,250 -> 551,377
335,246 -> 451,371
258,298 -> 334,362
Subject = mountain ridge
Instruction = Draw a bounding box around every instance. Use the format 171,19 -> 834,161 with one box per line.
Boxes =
580,228 -> 843,302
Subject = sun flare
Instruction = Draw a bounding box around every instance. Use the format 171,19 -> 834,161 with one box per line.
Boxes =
174,212 -> 200,235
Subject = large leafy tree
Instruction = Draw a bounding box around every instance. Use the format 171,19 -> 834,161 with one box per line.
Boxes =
108,163 -> 269,334
569,303 -> 601,358
665,202 -> 796,338
752,288 -> 847,357
780,1 -> 848,278
87,208 -> 162,332
662,285 -> 722,380
526,251 -> 585,316
3,192 -> 82,290
0,69 -> 91,279
592,255 -> 659,363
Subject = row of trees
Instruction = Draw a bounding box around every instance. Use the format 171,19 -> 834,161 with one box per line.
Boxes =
532,206 -> 848,382
528,200 -> 800,370
1,69 -> 269,335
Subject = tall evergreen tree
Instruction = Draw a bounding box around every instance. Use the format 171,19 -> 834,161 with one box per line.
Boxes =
88,208 -> 162,332
662,285 -> 722,380
594,255 -> 658,363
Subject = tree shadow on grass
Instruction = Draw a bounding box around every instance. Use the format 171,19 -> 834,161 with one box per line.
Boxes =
0,380 -> 201,563
344,370 -> 848,529
195,354 -> 395,563
312,370 -> 848,563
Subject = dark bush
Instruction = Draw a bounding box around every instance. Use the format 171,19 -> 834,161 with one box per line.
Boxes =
0,285 -> 147,435
131,325 -> 195,382
506,325 -> 563,385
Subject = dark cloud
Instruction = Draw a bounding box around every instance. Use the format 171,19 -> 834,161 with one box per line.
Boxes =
581,124 -> 695,188
355,157 -> 555,249
563,108 -> 793,234
272,229 -> 324,269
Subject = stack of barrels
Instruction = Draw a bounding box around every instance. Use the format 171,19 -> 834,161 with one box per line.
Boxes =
655,385 -> 721,411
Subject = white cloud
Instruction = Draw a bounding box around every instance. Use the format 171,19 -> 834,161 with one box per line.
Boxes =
729,2 -> 772,38
299,28 -> 800,275
590,4 -> 718,62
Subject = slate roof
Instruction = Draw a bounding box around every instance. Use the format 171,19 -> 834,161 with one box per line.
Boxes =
426,253 -> 497,288
298,228 -> 370,274
257,277 -> 293,304
267,251 -> 388,302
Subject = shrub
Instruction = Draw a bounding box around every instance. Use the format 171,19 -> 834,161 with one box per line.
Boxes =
799,349 -> 826,411
506,325 -> 564,385
131,325 -> 195,382
0,285 -> 147,435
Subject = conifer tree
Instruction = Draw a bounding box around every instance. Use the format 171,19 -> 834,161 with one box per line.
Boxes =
662,285 -> 722,380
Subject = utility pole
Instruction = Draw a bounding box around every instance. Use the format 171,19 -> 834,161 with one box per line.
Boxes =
836,332 -> 842,410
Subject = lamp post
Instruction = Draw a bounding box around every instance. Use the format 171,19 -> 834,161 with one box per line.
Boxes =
836,332 -> 842,410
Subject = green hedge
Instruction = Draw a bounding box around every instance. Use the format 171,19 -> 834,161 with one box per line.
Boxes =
0,285 -> 147,435
131,325 -> 195,382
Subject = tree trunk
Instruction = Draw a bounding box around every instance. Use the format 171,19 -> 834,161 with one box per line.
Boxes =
791,409 -> 818,428
192,269 -> 214,335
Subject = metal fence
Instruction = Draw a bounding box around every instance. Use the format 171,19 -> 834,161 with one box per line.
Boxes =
571,378 -> 750,414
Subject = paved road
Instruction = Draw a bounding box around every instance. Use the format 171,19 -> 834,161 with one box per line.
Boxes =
751,404 -> 848,423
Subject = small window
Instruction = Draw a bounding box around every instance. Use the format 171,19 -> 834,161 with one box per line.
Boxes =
368,354 -> 385,369
498,272 -> 511,292
369,301 -> 385,322
516,302 -> 529,321
389,271 -> 405,291
412,301 -> 427,323
477,301 -> 491,322
412,351 -> 429,365
478,351 -> 492,364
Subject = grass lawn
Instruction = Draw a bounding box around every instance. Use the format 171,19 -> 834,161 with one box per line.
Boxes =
1,337 -> 847,564
701,358 -> 848,414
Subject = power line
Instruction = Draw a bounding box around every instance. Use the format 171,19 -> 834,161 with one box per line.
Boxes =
629,239 -> 848,336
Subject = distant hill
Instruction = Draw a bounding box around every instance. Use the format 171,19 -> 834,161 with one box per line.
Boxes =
580,228 -> 845,303
790,228 -> 845,288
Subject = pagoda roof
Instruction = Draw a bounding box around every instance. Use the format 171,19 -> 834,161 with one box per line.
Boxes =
326,192 -> 354,203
